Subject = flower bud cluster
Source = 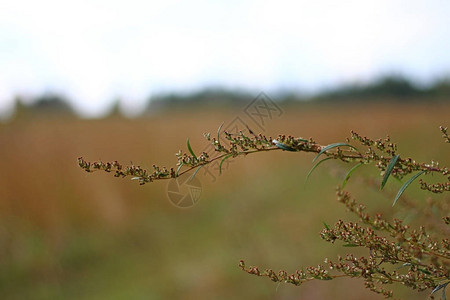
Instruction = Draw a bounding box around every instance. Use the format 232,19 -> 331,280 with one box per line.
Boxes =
222,131 -> 273,153
78,157 -> 173,185
243,189 -> 448,298
419,179 -> 450,193
350,131 -> 448,185
239,260 -> 331,286
440,126 -> 450,143
175,150 -> 209,168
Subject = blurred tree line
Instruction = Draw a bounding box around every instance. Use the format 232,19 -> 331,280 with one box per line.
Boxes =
8,74 -> 450,119
12,93 -> 74,119
314,75 -> 450,101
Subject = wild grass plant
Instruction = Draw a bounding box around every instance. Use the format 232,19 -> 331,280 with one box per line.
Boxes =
79,125 -> 449,299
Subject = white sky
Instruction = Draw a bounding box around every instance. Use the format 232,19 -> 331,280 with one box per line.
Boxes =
1,0 -> 450,117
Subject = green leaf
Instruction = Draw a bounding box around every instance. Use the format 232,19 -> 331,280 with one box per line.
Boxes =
217,122 -> 224,143
313,143 -> 358,162
175,163 -> 184,177
342,243 -> 358,247
189,165 -> 204,182
321,277 -> 333,281
342,162 -> 363,189
380,154 -> 400,190
417,268 -> 431,275
274,142 -> 296,152
187,138 -> 197,160
431,281 -> 449,300
393,170 -> 426,206
305,157 -> 333,183
219,154 -> 233,174
323,222 -> 330,230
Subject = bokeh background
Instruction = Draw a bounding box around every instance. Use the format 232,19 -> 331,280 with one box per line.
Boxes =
1,1 -> 449,299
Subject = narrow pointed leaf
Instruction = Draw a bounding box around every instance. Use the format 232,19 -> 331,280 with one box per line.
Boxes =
187,138 -> 197,159
219,154 -> 233,174
342,162 -> 363,189
343,243 -> 358,247
176,163 -> 184,177
380,154 -> 400,190
322,222 -> 330,230
313,143 -> 358,162
217,122 -> 224,143
305,157 -> 333,183
417,268 -> 431,275
431,281 -> 449,300
393,170 -> 426,206
189,165 -> 204,182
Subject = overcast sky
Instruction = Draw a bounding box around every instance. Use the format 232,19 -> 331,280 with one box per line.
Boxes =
1,0 -> 450,117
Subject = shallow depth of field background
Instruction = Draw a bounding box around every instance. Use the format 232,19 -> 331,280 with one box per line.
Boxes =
2,1 -> 450,299
0,101 -> 449,299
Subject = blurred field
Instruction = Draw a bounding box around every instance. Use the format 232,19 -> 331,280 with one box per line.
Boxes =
0,101 -> 449,299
